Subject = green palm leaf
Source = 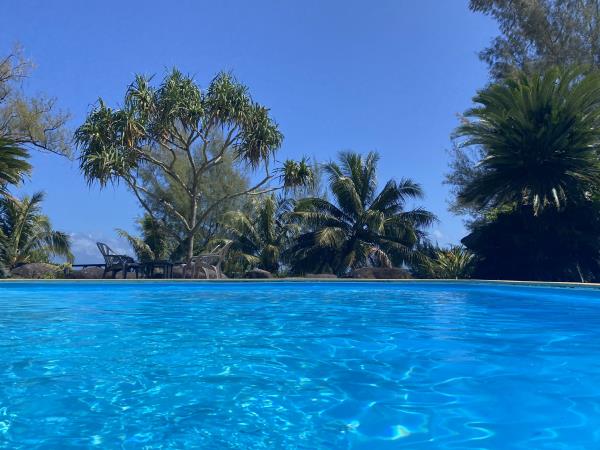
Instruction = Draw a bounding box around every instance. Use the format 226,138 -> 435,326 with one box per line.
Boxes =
222,194 -> 296,274
291,151 -> 437,274
0,137 -> 31,196
455,67 -> 600,214
0,192 -> 73,268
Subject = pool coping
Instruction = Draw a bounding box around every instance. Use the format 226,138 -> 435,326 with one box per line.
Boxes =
1,278 -> 600,290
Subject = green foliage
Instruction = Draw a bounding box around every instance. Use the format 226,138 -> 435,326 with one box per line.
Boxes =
135,140 -> 250,260
221,195 -> 297,274
471,0 -> 600,79
430,246 -> 475,279
0,47 -> 70,156
449,67 -> 600,281
279,157 -> 314,192
76,68 -> 310,260
289,151 -> 436,275
409,241 -> 439,279
411,243 -> 475,279
453,67 -> 600,215
0,192 -> 73,270
463,202 -> 600,281
289,157 -> 329,201
117,215 -> 172,262
76,69 -> 282,187
0,137 -> 31,196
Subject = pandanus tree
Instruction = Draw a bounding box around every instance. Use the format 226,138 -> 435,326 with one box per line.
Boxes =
220,195 -> 296,274
289,151 -> 436,275
454,67 -> 600,214
76,69 -> 311,261
134,141 -> 251,260
0,192 -> 72,269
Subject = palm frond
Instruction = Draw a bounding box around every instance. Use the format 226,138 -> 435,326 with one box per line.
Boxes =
116,228 -> 155,262
291,151 -> 435,274
0,137 -> 31,194
455,67 -> 600,214
0,192 -> 72,268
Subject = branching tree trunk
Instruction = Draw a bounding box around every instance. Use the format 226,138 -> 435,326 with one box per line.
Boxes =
75,69 -> 312,261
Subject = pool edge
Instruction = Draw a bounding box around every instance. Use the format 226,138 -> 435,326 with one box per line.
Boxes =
1,278 -> 599,290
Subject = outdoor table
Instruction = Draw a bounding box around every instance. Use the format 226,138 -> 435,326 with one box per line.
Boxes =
141,260 -> 173,279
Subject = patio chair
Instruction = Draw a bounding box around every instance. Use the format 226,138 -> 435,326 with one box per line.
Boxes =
185,242 -> 232,279
97,242 -> 140,279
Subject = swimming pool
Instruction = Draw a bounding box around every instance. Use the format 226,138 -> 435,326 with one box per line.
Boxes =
0,281 -> 599,448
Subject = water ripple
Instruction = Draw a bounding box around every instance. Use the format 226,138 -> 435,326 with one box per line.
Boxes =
0,281 -> 599,448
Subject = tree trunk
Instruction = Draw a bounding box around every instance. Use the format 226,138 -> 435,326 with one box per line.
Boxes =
186,233 -> 195,263
186,200 -> 198,262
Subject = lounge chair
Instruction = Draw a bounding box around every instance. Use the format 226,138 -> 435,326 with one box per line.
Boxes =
185,242 -> 232,279
97,242 -> 140,279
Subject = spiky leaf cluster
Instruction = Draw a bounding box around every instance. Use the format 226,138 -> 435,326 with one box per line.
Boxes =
76,69 -> 283,186
455,67 -> 600,214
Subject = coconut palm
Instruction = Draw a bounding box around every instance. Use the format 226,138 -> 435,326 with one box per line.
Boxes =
455,67 -> 600,214
220,195 -> 296,274
0,192 -> 73,270
289,151 -> 436,275
0,137 -> 30,197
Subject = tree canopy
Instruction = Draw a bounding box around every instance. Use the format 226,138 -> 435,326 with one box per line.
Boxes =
221,195 -> 296,274
471,0 -> 600,79
449,67 -> 600,281
463,202 -> 600,281
135,141 -> 250,259
451,67 -> 600,215
117,215 -> 173,263
289,151 -> 436,275
0,47 -> 70,156
76,69 -> 311,260
0,192 -> 73,271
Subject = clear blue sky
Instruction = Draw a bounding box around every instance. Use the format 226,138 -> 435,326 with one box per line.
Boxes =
2,0 -> 496,262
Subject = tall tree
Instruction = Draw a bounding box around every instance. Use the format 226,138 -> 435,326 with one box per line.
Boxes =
471,0 -> 600,79
0,46 -> 70,156
449,68 -> 600,281
76,69 -> 311,261
0,192 -> 73,269
136,142 -> 250,259
289,151 -> 436,275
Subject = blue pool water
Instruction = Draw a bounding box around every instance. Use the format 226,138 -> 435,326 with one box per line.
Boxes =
0,281 -> 599,449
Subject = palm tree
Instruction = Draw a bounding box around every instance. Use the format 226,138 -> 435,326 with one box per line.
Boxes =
0,192 -> 73,270
455,67 -> 600,214
0,137 -> 31,197
289,151 -> 436,275
430,246 -> 475,279
220,195 -> 296,274
116,215 -> 173,262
